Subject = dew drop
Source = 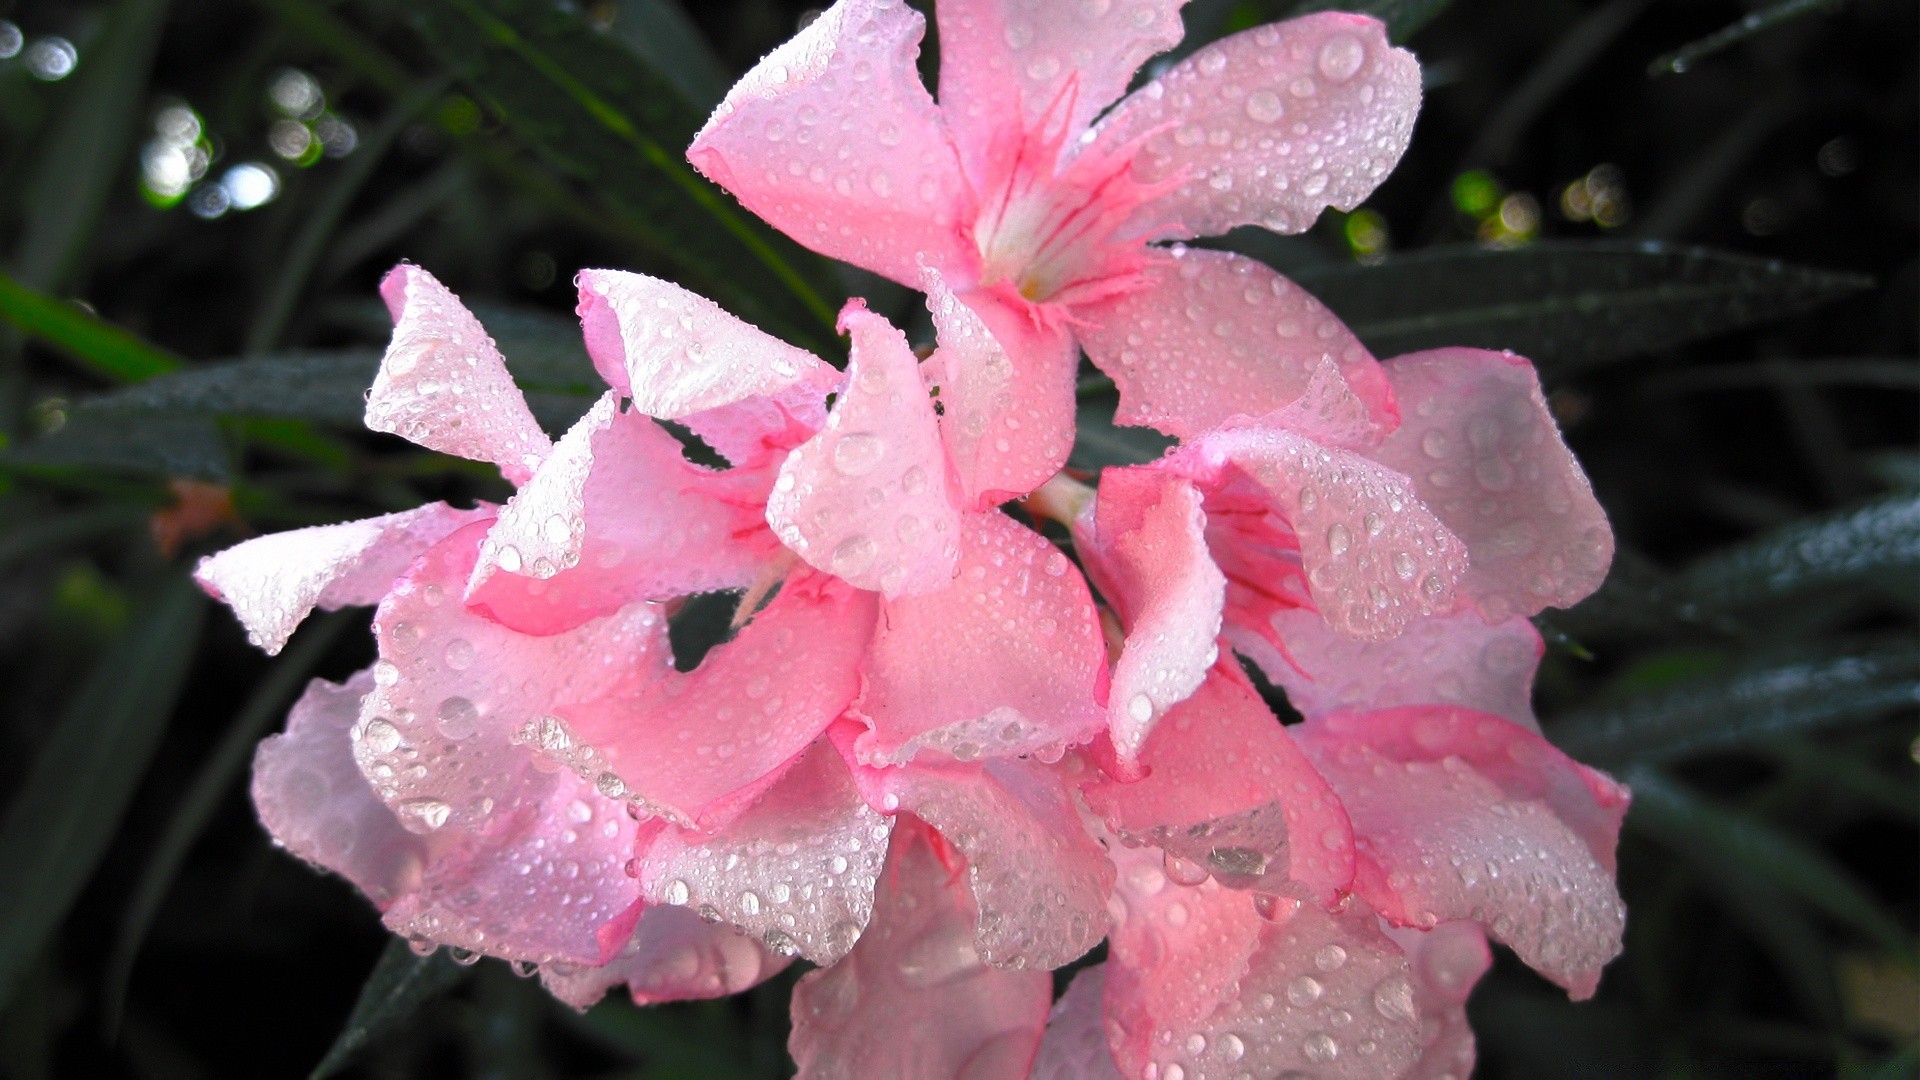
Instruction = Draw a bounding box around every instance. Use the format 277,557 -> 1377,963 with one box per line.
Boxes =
435,696 -> 479,740
1245,89 -> 1284,123
831,432 -> 885,476
1317,34 -> 1365,81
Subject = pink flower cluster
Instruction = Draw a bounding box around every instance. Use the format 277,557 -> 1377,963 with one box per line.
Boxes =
200,2 -> 1630,1077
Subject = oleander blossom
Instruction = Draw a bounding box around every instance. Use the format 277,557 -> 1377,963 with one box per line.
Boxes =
689,0 -> 1423,505
201,263 -> 1120,1017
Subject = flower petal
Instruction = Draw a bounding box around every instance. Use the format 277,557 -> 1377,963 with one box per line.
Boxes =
768,303 -> 962,597
1369,348 -> 1615,621
687,0 -> 970,286
539,903 -> 794,1010
367,265 -> 552,484
924,273 -> 1078,507
638,740 -> 892,965
788,817 -> 1051,1079
196,502 -> 490,654
1096,13 -> 1421,238
251,670 -> 427,907
1074,468 -> 1225,770
1031,965 -> 1125,1080
1383,920 -> 1492,1080
1104,842 -> 1422,1079
935,0 -> 1187,182
1085,667 -> 1354,903
1245,607 -> 1545,731
1295,707 -> 1630,997
465,397 -> 779,636
556,572 -> 879,829
854,511 -> 1106,765
1078,248 -> 1393,439
575,269 -> 835,420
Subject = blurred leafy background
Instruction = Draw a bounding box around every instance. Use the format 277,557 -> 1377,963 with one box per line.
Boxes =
0,0 -> 1912,1076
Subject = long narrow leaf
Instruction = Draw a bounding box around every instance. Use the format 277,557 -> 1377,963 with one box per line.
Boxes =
0,271 -> 182,382
310,939 -> 470,1079
0,575 -> 205,1011
1649,0 -> 1846,77
1678,495 -> 1920,613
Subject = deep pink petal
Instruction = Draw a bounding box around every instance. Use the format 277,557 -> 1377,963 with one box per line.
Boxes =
196,502 -> 490,654
1086,667 -> 1353,903
681,370 -> 841,470
465,400 -> 778,636
687,0 -> 971,286
1183,425 -> 1469,640
1295,707 -> 1630,997
368,265 -> 552,484
251,669 -> 427,907
575,269 -> 836,419
539,903 -> 794,1010
1243,607 -> 1545,731
1383,920 -> 1492,1080
935,0 -> 1188,185
1073,468 -> 1224,768
1077,248 -> 1394,439
924,273 -> 1078,507
1369,348 -> 1615,621
637,740 -> 892,965
854,511 -> 1106,765
768,303 -> 962,597
788,817 -> 1051,1079
1103,842 -> 1423,1079
865,757 -> 1114,970
556,572 -> 879,829
1031,965 -> 1125,1080
1096,13 -> 1421,238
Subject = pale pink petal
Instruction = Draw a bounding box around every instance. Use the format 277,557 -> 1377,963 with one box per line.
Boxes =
1096,13 -> 1421,238
1184,425 -> 1469,640
680,367 -> 841,470
687,0 -> 971,286
853,511 -> 1106,765
1077,248 -> 1394,439
935,0 -> 1188,183
251,670 -> 427,907
1245,607 -> 1545,731
575,269 -> 835,419
788,817 -> 1051,1079
1073,468 -> 1224,769
352,523 -> 665,962
196,502 -> 490,654
1104,842 -> 1422,1079
924,272 -> 1078,507
869,758 -> 1114,970
556,573 -> 879,829
637,740 -> 892,965
767,303 -> 962,597
540,903 -> 794,1010
1295,707 -> 1630,997
1085,667 -> 1353,903
367,265 -> 551,484
464,401 -> 778,636
1369,348 -> 1615,621
1031,965 -> 1125,1080
1383,920 -> 1492,1080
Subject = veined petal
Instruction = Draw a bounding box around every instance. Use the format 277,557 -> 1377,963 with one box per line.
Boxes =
767,302 -> 962,597
788,817 -> 1051,1080
1096,13 -> 1420,238
687,0 -> 971,286
854,511 -> 1106,765
1078,248 -> 1394,439
540,903 -> 793,1010
367,265 -> 551,484
195,502 -> 490,654
1369,348 -> 1615,621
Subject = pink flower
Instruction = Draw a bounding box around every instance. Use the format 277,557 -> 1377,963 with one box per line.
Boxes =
689,0 -> 1423,504
202,263 -> 1118,1008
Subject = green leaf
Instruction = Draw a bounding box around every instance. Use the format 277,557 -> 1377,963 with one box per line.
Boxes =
0,575 -> 205,1012
466,302 -> 602,394
8,409 -> 231,481
1649,0 -> 1845,77
1676,495 -> 1920,614
400,0 -> 843,349
0,505 -> 151,574
79,351 -> 381,426
1625,767 -> 1913,957
310,938 -> 471,1079
103,612 -> 355,1033
603,0 -> 731,109
1069,394 -> 1174,472
0,271 -> 183,383
1549,640 -> 1920,767
1290,242 -> 1874,378
1284,0 -> 1454,42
